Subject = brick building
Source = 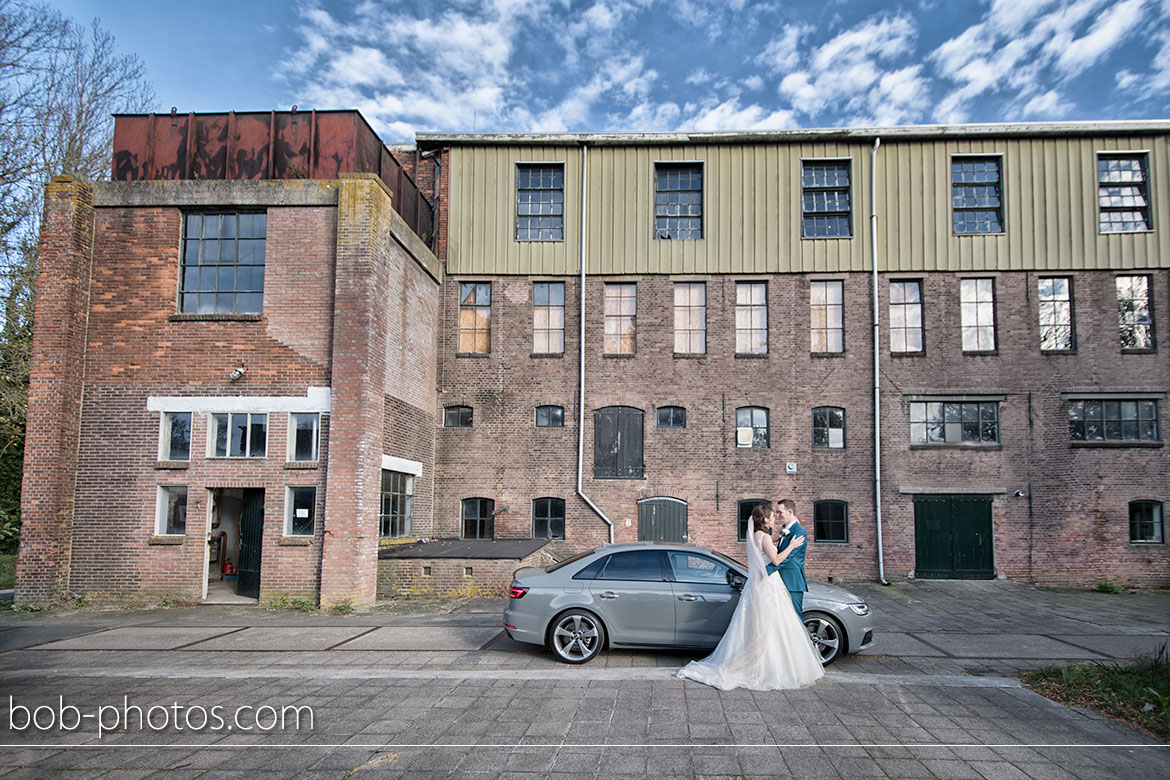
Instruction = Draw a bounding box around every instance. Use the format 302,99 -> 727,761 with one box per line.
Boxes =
15,114 -> 1169,606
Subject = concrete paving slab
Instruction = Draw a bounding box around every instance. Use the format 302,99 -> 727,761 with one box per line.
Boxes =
857,632 -> 948,657
1050,634 -> 1170,659
918,633 -> 1106,659
31,626 -> 238,651
336,626 -> 503,651
183,626 -> 371,651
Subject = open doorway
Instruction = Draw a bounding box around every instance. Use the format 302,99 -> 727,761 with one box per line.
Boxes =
205,488 -> 264,603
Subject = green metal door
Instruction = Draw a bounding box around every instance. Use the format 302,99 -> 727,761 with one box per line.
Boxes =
638,497 -> 687,542
914,495 -> 994,579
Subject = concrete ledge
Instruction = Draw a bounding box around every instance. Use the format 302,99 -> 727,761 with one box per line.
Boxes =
148,535 -> 184,545
93,179 -> 340,208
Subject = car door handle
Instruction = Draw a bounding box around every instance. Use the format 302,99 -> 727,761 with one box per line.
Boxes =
677,594 -> 700,601
598,591 -> 619,599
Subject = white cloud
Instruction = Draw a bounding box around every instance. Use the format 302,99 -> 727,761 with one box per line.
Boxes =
1055,0 -> 1146,75
686,68 -> 713,85
1018,89 -> 1075,117
755,24 -> 810,76
679,98 -> 796,131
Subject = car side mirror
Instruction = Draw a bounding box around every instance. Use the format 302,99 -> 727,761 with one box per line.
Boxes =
726,571 -> 746,591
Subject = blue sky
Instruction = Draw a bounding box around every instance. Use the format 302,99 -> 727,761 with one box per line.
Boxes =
49,0 -> 1170,143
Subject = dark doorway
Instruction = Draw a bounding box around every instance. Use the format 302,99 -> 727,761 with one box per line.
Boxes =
914,494 -> 994,579
236,488 -> 265,599
638,497 -> 688,542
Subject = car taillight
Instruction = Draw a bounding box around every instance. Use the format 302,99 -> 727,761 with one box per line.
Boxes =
507,586 -> 529,599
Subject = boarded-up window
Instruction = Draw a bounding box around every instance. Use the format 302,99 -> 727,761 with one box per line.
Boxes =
594,406 -> 643,479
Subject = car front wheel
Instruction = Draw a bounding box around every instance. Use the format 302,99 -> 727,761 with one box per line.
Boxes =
804,613 -> 844,666
548,610 -> 606,664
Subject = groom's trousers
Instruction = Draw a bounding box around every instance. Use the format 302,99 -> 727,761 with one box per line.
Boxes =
788,590 -> 804,617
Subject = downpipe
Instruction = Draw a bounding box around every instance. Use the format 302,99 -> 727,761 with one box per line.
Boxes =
871,137 -> 890,586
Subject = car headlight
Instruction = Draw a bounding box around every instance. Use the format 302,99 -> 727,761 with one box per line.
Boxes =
847,602 -> 870,616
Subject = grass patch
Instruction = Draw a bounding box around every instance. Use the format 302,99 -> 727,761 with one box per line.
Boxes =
1095,581 -> 1123,594
1023,642 -> 1170,743
0,553 -> 15,590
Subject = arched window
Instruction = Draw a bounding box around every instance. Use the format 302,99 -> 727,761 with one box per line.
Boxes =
813,500 -> 848,543
813,407 -> 845,449
443,406 -> 473,428
461,498 -> 494,539
737,499 -> 771,542
536,405 -> 564,428
1130,501 -> 1164,544
735,407 -> 769,448
533,498 -> 565,540
594,406 -> 643,478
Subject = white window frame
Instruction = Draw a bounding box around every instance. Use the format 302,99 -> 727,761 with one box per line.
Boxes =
287,412 -> 320,462
284,485 -> 317,537
158,411 -> 192,461
155,485 -> 188,536
959,277 -> 997,352
810,279 -> 844,353
207,412 -> 268,458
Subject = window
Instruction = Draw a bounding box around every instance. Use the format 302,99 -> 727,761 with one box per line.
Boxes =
160,412 -> 191,461
181,212 -> 266,315
1130,501 -> 1164,544
458,282 -> 491,354
667,552 -> 729,584
597,550 -> 665,581
594,406 -> 643,478
286,486 -> 316,536
960,278 -> 996,351
211,413 -> 267,458
1098,154 -> 1151,233
810,280 -> 844,353
516,164 -> 564,241
951,157 -> 1003,234
889,281 -> 923,353
380,471 -> 414,538
1116,275 -> 1154,350
533,282 -> 565,354
533,497 -> 565,540
1038,277 -> 1074,351
156,486 -> 187,535
802,160 -> 852,238
736,282 -> 767,354
461,497 -> 494,539
737,499 -> 771,542
1069,399 -> 1160,443
603,283 -> 636,354
813,407 -> 845,449
536,405 -> 564,428
910,401 -> 1000,444
674,282 -> 706,354
288,412 -> 320,462
655,162 -> 702,240
813,500 -> 848,543
736,407 -> 769,449
443,406 -> 473,428
657,406 -> 686,428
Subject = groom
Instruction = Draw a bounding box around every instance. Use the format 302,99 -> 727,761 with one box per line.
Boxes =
769,498 -> 808,616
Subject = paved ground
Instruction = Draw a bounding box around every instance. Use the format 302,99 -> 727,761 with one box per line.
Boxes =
0,580 -> 1167,778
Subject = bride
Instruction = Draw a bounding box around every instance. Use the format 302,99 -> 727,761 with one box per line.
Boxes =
677,504 -> 825,690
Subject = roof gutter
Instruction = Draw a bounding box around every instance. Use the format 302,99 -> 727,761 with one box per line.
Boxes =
574,142 -> 613,544
871,137 -> 890,586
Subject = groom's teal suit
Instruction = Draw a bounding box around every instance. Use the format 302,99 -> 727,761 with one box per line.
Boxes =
767,521 -> 807,616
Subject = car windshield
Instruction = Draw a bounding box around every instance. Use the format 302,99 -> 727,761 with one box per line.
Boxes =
544,550 -> 596,573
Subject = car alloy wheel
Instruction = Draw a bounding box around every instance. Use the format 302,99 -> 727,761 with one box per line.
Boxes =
549,610 -> 605,664
804,613 -> 844,665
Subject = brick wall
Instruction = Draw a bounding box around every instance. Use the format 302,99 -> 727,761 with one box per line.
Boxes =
376,547 -> 550,599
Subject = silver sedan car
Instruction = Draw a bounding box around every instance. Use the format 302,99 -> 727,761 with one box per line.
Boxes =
503,542 -> 875,665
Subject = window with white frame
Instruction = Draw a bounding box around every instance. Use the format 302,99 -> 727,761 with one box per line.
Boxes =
458,282 -> 491,354
735,281 -> 767,354
156,485 -> 187,535
1098,154 -> 1151,233
1038,277 -> 1074,351
889,280 -> 923,353
160,412 -> 191,461
810,280 -> 844,353
674,282 -> 706,354
380,471 -> 414,538
533,281 -> 565,354
960,278 -> 996,351
603,283 -> 636,354
288,412 -> 319,462
1116,275 -> 1154,350
286,486 -> 316,536
736,407 -> 769,448
210,413 -> 267,458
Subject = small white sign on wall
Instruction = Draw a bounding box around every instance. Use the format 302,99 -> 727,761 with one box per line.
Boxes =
295,508 -> 310,519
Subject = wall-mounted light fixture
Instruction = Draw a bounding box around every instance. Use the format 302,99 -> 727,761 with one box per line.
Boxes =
229,366 -> 246,381
1014,489 -> 1027,497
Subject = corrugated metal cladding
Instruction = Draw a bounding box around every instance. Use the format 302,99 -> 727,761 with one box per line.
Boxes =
445,133 -> 1170,276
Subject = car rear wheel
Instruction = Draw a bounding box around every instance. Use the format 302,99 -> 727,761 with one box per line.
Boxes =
548,610 -> 605,664
804,613 -> 844,666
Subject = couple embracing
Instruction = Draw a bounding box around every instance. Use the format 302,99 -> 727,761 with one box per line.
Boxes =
677,499 -> 825,691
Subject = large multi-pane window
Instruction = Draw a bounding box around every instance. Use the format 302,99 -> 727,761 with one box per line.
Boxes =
1116,275 -> 1154,350
951,157 -> 1003,234
810,280 -> 844,353
910,401 -> 1000,445
813,500 -> 848,543
673,282 -> 706,354
1038,277 -> 1074,351
462,497 -> 494,539
603,283 -> 636,354
533,497 -> 565,540
289,412 -> 320,462
889,281 -> 923,353
157,486 -> 187,535
735,282 -> 767,354
960,278 -> 996,351
736,407 -> 769,449
160,412 -> 191,461
181,212 -> 265,314
516,164 -> 564,241
1069,399 -> 1160,443
458,282 -> 491,353
1130,501 -> 1164,544
210,413 -> 267,458
380,470 -> 414,538
654,162 -> 703,240
533,281 -> 565,354
801,161 -> 852,238
1098,154 -> 1151,233
812,407 -> 845,449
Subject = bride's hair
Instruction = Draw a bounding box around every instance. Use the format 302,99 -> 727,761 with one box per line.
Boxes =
750,504 -> 773,533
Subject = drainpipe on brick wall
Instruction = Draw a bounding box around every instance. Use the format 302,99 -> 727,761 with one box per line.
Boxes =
871,137 -> 890,586
575,142 -> 614,544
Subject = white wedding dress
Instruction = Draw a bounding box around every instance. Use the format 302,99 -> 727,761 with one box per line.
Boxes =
676,530 -> 825,690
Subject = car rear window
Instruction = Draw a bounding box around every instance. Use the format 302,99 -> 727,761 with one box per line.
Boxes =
545,550 -> 596,573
